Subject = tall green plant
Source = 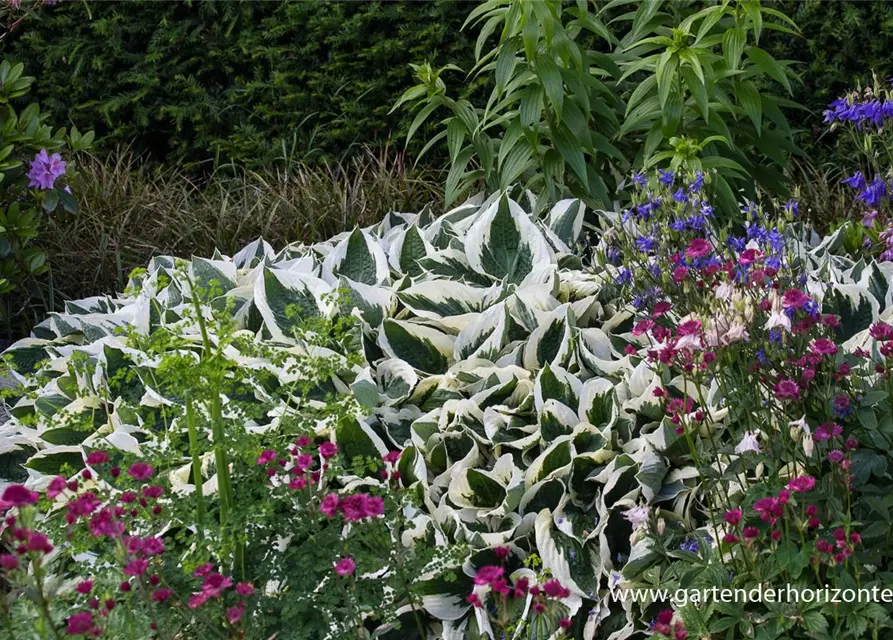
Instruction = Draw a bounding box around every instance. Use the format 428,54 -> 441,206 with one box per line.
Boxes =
395,0 -> 628,209
616,0 -> 802,213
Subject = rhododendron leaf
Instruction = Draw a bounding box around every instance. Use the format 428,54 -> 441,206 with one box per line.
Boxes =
465,195 -> 553,284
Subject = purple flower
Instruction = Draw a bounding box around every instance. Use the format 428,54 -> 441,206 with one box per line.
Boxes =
27,149 -> 66,190
842,171 -> 866,190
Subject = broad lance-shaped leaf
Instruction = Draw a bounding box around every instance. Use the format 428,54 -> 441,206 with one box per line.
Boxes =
337,277 -> 394,328
388,223 -> 433,277
397,280 -> 492,319
454,303 -> 510,361
189,257 -> 237,295
322,227 -> 389,285
465,195 -> 553,284
523,303 -> 575,370
253,269 -> 333,342
334,416 -> 389,461
548,199 -> 585,247
534,365 -> 581,414
378,319 -> 455,374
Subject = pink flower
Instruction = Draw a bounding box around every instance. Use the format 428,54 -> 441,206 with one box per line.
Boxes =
25,532 -> 53,554
86,451 -> 109,465
201,573 -> 233,598
319,494 -> 340,518
742,526 -> 760,540
870,322 -> 893,340
47,476 -> 66,499
809,338 -> 838,356
787,475 -> 816,493
226,603 -> 245,624
152,588 -> 173,603
256,449 -> 276,466
672,266 -> 689,282
676,319 -> 702,336
738,248 -> 762,265
474,565 -> 504,585
295,453 -> 313,470
685,238 -> 712,259
339,494 -> 368,521
494,546 -> 510,560
66,611 -> 94,636
193,563 -> 214,578
1,484 -> 38,506
383,450 -> 401,464
319,442 -> 338,459
0,554 -> 18,571
632,319 -> 654,336
142,485 -> 164,499
334,557 -> 356,576
723,509 -> 742,526
75,580 -> 93,595
235,582 -> 254,597
295,435 -> 311,448
782,289 -> 810,310
124,559 -> 150,576
188,593 -> 208,609
142,537 -> 165,556
364,495 -> 385,517
773,378 -> 800,399
127,463 -> 154,481
652,301 -> 672,317
542,578 -> 571,599
288,476 -> 307,491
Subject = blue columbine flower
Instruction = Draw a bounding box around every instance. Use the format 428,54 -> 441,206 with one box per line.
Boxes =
842,170 -> 867,190
687,214 -> 707,230
669,218 -> 686,232
767,229 -> 785,252
631,171 -> 648,188
672,187 -> 688,203
636,235 -> 657,253
728,236 -> 747,252
659,169 -> 675,187
679,538 -> 699,553
803,298 -> 820,317
768,328 -> 783,345
606,246 -> 621,264
741,200 -> 760,219
858,175 -> 888,207
700,202 -> 715,217
617,268 -> 633,285
689,171 -> 705,193
783,199 -> 799,217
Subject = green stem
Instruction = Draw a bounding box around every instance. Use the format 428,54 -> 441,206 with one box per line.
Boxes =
186,394 -> 207,541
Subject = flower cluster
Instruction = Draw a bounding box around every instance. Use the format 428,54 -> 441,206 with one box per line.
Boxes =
26,148 -> 67,190
650,608 -> 688,640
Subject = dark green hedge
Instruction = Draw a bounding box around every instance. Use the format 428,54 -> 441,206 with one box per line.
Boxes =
3,0 -> 479,168
766,0 -> 893,159
5,0 -> 893,170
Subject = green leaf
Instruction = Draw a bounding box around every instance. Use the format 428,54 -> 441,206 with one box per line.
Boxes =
553,122 -> 587,185
737,80 -> 762,135
535,54 -> 564,120
722,26 -> 746,71
745,47 -> 792,94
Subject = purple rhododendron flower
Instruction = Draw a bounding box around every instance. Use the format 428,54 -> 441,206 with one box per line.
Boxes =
27,149 -> 66,190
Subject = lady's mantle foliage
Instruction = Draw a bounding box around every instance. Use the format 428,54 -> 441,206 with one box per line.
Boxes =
2,180 -> 893,637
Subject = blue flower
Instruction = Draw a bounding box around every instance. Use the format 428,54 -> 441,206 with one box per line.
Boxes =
631,171 -> 648,188
636,235 -> 657,253
783,199 -> 799,217
659,169 -> 675,187
842,171 -> 867,190
728,236 -> 747,252
740,200 -> 760,220
617,268 -> 633,285
679,538 -> 699,553
700,202 -> 715,217
669,218 -> 687,232
767,229 -> 785,252
607,247 -> 622,264
688,171 -> 705,193
803,299 -> 820,317
672,187 -> 688,203
687,214 -> 707,231
858,176 -> 888,207
768,328 -> 783,345
649,263 -> 661,278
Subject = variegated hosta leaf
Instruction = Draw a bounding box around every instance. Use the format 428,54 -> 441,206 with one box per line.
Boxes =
322,227 -> 390,286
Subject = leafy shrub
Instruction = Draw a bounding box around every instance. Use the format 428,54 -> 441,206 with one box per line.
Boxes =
0,58 -> 92,343
400,0 -> 802,217
4,162 -> 893,636
3,0 -> 479,167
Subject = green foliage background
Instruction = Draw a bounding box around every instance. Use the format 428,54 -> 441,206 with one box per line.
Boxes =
3,0 -> 893,170
766,0 -> 893,158
2,0 -> 479,168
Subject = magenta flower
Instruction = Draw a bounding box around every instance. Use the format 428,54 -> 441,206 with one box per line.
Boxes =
781,289 -> 810,310
47,476 -> 66,499
685,238 -> 712,259
319,493 -> 340,518
542,578 -> 571,599
723,509 -> 742,526
383,450 -> 401,464
809,338 -> 838,356
319,442 -> 338,458
127,462 -> 154,480
295,435 -> 311,447
142,485 -> 164,499
1,484 -> 39,506
124,559 -> 150,576
86,451 -> 109,465
235,582 -> 254,596
0,554 -> 18,571
773,378 -> 800,399
256,449 -> 276,465
676,319 -> 702,336
226,603 -> 245,624
742,526 -> 760,539
201,573 -> 232,598
27,149 -> 67,190
334,557 -> 356,576
152,588 -> 173,603
75,580 -> 93,595
66,611 -> 94,635
142,537 -> 165,556
473,565 -> 504,585
787,475 -> 816,493
193,563 -> 214,578
870,322 -> 893,340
